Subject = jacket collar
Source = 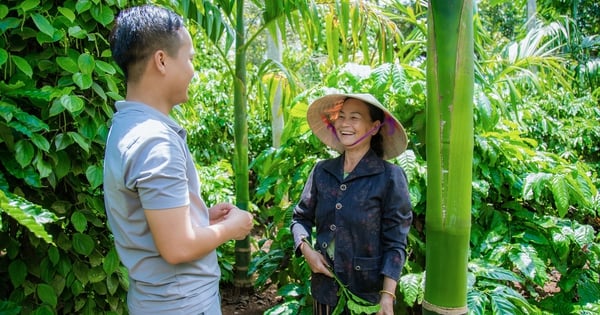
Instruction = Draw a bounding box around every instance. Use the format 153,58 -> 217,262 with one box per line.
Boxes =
322,149 -> 385,182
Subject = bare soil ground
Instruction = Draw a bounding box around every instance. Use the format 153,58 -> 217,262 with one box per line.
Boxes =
221,282 -> 281,315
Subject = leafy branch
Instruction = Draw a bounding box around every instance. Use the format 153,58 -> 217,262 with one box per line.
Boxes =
302,238 -> 381,314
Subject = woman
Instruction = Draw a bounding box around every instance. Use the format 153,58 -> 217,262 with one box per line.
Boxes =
291,93 -> 413,315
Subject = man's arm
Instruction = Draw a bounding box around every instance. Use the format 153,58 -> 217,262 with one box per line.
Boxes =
145,205 -> 253,264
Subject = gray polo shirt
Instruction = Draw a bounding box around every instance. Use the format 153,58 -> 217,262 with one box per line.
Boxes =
103,101 -> 220,314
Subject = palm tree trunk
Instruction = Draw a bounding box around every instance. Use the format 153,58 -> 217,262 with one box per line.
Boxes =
233,0 -> 252,288
423,1 -> 474,314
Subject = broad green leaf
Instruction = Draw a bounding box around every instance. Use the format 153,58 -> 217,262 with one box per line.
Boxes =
0,17 -> 20,32
88,266 -> 106,284
15,140 -> 35,167
35,156 -> 52,178
31,13 -> 55,37
68,26 -> 87,39
95,60 -> 116,75
60,94 -> 84,113
399,273 -> 422,305
106,274 -> 119,295
73,72 -> 93,89
48,247 -> 59,265
56,56 -> 79,73
72,233 -> 94,256
71,211 -> 87,233
8,260 -> 27,287
30,133 -> 50,152
489,291 -> 519,315
11,55 -> 33,78
18,0 -> 39,12
103,248 -> 120,275
58,6 -> 76,22
78,53 -> 95,74
54,132 -> 74,150
550,175 -> 569,217
0,5 -> 8,19
37,283 -> 57,307
68,131 -> 90,152
75,0 -> 92,13
90,3 -> 114,26
14,110 -> 49,132
0,48 -> 7,67
85,165 -> 103,189
0,191 -> 58,227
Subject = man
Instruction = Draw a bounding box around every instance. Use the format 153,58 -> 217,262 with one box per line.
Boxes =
103,5 -> 253,314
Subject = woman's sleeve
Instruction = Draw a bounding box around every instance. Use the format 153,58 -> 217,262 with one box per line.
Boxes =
380,165 -> 413,280
290,163 -> 320,257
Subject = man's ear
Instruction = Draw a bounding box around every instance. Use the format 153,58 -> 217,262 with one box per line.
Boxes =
153,50 -> 167,74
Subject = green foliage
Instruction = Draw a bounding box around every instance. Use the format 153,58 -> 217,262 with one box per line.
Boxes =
0,0 -> 130,313
1,1 -> 599,314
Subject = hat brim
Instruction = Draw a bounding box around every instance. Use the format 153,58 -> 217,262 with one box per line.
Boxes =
307,93 -> 408,160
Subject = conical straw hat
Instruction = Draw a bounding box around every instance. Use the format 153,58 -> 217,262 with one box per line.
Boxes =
306,93 -> 408,160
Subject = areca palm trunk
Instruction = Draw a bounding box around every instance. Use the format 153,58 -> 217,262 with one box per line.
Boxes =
233,0 -> 252,288
423,1 -> 474,314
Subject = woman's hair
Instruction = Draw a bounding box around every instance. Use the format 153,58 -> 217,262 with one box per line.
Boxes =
367,102 -> 385,158
109,5 -> 184,81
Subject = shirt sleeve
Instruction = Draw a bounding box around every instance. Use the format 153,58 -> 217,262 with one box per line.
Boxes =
290,163 -> 320,257
380,165 -> 413,281
124,130 -> 190,210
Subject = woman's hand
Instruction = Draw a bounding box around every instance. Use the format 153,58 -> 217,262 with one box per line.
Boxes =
376,294 -> 394,315
300,242 -> 334,277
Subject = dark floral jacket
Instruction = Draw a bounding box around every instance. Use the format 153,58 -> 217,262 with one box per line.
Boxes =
291,149 -> 413,306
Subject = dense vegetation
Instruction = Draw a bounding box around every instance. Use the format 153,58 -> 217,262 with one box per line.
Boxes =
0,0 -> 598,314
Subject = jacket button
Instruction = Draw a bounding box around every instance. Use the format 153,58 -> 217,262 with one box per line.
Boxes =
322,242 -> 328,248
355,265 -> 361,271
335,203 -> 342,210
340,184 -> 347,191
329,224 -> 336,231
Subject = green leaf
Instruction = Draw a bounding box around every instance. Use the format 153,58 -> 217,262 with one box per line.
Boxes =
8,260 -> 27,287
103,248 -> 120,275
106,274 -> 119,295
95,60 -> 116,75
73,72 -> 93,89
11,55 -> 33,78
0,48 -> 7,67
0,191 -> 58,244
31,13 -> 55,37
18,0 -> 39,12
15,140 -> 35,167
78,53 -> 95,75
86,165 -> 103,189
56,56 -> 79,73
58,6 -> 76,22
71,211 -> 87,233
59,94 -> 84,113
48,247 -> 59,265
68,25 -> 87,39
68,131 -> 90,152
30,133 -> 50,152
37,283 -> 57,307
550,175 -> 569,217
90,3 -> 114,26
0,5 -> 8,19
35,156 -> 52,178
72,233 -> 94,256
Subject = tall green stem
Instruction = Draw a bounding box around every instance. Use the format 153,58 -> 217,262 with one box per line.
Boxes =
233,0 -> 252,288
424,1 -> 473,314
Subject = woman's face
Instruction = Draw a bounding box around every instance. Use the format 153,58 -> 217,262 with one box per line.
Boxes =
333,98 -> 380,151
